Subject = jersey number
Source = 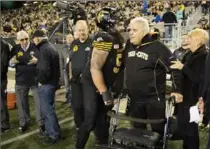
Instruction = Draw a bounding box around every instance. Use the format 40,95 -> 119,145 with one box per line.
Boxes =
113,53 -> 122,73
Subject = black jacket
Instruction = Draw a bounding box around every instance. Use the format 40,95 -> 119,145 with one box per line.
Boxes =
36,39 -> 60,86
181,45 -> 208,106
201,48 -> 210,119
125,33 -> 182,99
10,43 -> 39,86
201,47 -> 210,98
1,38 -> 10,81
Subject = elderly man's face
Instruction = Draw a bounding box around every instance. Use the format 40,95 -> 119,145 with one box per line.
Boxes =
76,23 -> 89,42
128,21 -> 145,45
19,35 -> 29,49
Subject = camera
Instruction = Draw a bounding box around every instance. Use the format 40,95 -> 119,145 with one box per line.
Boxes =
53,1 -> 87,24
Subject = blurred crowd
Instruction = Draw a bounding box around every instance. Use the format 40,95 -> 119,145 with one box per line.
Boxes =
1,2 -> 60,37
1,1 -> 208,39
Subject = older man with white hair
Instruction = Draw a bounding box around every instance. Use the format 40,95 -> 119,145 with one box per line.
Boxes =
9,30 -> 44,133
124,17 -> 183,140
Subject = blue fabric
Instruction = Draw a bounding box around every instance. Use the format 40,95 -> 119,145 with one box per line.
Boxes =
38,84 -> 61,140
154,15 -> 162,23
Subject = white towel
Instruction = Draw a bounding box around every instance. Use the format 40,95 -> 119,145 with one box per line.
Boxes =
189,106 -> 201,124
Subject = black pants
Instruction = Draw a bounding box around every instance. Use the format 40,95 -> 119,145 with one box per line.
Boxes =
128,95 -> 165,136
71,81 -> 84,128
76,79 -> 111,149
1,80 -> 10,129
176,104 -> 199,149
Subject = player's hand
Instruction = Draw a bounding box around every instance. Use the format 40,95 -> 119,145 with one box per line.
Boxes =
101,91 -> 114,106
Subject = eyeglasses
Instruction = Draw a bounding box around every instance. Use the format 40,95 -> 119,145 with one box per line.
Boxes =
20,38 -> 28,42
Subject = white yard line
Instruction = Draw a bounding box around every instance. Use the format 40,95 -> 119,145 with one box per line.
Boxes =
1,117 -> 74,146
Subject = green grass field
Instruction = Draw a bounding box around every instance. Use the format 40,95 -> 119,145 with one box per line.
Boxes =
1,97 -> 209,149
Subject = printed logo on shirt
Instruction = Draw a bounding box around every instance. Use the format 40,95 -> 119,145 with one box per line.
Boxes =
73,45 -> 78,52
114,44 -> 119,49
17,51 -> 23,57
128,51 -> 148,60
30,51 -> 34,56
85,47 -> 90,51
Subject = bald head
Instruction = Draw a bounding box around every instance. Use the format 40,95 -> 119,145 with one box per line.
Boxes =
75,20 -> 88,31
75,20 -> 89,42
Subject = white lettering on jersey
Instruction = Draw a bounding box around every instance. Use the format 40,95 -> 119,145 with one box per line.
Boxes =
128,51 -> 148,60
128,51 -> 136,57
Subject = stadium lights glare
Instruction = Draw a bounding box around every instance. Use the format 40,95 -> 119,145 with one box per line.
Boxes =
33,2 -> 38,4
24,3 -> 28,6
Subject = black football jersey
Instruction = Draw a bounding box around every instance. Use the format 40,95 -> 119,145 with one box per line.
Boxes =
82,31 -> 124,88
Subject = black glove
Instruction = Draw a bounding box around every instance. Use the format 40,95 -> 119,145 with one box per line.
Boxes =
101,91 -> 113,105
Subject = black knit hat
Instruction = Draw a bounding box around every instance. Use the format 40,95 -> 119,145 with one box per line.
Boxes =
32,30 -> 46,38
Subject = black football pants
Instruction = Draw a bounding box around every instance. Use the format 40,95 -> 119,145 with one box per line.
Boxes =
76,79 -> 111,149
71,81 -> 84,128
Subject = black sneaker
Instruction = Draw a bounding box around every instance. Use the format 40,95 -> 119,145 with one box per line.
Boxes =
42,137 -> 59,145
19,125 -> 28,133
1,127 -> 10,133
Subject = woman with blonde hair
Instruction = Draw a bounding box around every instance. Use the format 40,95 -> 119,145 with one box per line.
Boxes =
170,28 -> 209,149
